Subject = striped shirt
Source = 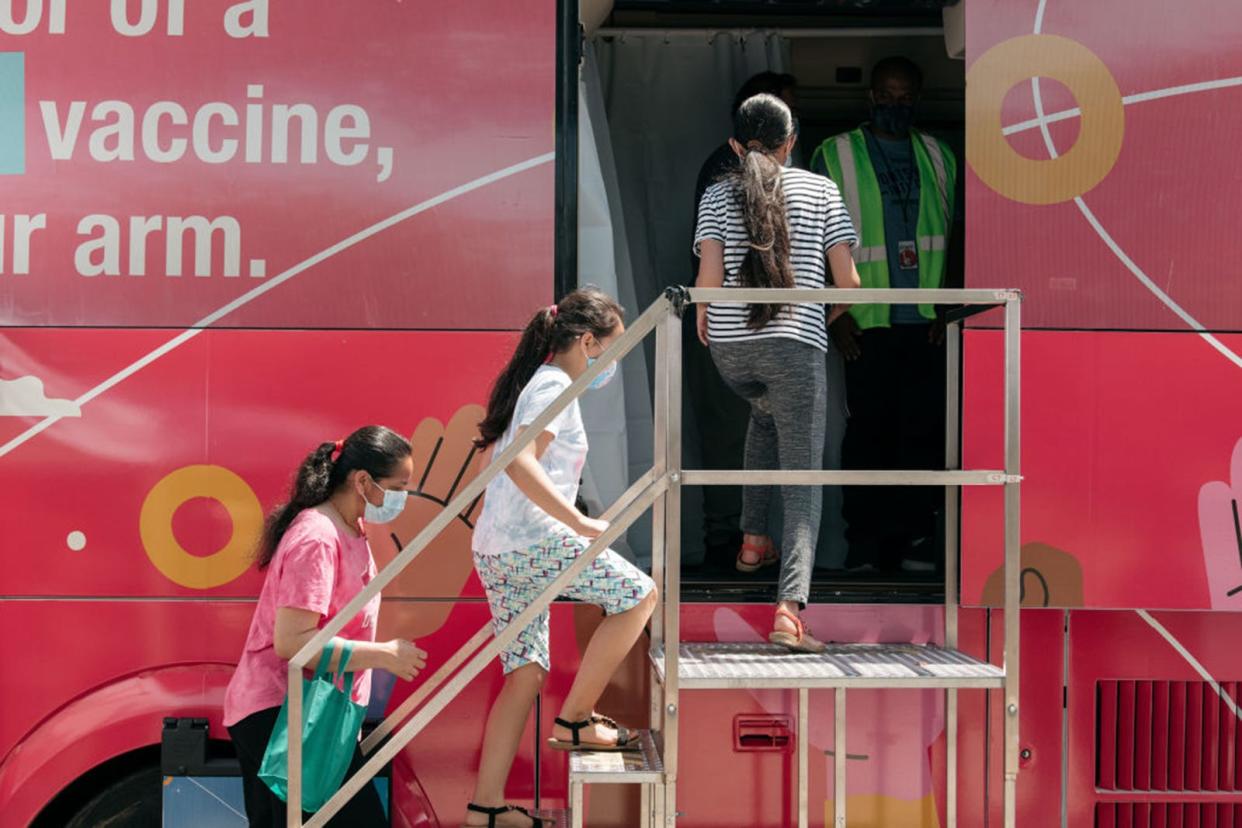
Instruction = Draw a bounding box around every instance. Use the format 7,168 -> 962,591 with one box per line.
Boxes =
693,166 -> 857,352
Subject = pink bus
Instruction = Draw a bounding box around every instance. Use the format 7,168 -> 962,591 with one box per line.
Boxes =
2,0 -> 1241,825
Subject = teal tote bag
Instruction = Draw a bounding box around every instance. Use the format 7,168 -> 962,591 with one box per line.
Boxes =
259,638 -> 367,812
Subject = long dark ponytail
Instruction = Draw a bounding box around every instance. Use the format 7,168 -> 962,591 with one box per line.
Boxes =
730,93 -> 797,329
256,425 -> 412,568
476,287 -> 624,450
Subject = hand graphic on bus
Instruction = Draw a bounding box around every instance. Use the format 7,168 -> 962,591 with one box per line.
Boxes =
1199,437 -> 1242,611
367,405 -> 486,638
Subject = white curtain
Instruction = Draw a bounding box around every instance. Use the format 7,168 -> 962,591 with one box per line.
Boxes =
578,44 -> 653,564
580,32 -> 848,569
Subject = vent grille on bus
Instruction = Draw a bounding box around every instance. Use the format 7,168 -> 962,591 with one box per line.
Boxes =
1095,802 -> 1242,826
1097,680 -> 1242,792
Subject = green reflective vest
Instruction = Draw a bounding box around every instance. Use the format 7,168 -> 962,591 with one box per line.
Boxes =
810,128 -> 957,330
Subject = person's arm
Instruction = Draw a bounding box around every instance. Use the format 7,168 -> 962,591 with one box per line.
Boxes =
826,242 -> 863,358
822,176 -> 863,357
695,239 -> 725,347
504,427 -> 605,537
929,218 -> 963,345
692,183 -> 728,347
273,608 -> 427,680
825,241 -> 861,325
932,142 -> 965,344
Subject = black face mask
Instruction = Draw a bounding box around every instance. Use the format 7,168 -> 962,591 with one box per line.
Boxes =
871,103 -> 916,137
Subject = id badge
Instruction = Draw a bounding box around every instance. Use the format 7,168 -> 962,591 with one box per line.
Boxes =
898,240 -> 919,270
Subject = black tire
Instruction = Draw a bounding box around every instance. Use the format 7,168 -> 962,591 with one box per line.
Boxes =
63,765 -> 162,828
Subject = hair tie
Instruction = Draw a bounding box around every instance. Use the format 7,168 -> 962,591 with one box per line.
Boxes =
747,238 -> 776,252
548,304 -> 558,318
330,439 -> 344,461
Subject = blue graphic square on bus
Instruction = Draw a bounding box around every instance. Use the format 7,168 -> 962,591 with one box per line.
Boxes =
0,53 -> 25,175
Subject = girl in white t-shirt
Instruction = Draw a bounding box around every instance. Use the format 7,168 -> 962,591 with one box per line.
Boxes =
464,287 -> 657,828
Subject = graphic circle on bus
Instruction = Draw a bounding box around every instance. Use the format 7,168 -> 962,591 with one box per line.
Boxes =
966,34 -> 1125,205
140,465 -> 262,589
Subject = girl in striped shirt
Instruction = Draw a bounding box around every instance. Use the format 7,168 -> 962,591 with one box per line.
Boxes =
694,93 -> 860,652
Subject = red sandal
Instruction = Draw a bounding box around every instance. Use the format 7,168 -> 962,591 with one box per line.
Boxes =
768,606 -> 828,654
736,538 -> 780,573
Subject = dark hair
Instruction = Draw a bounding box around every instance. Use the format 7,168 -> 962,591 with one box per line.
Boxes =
871,56 -> 924,92
256,425 -> 412,569
730,93 -> 797,329
476,287 -> 624,450
732,71 -> 797,116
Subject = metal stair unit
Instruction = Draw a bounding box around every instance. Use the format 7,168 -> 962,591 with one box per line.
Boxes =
279,285 -> 1022,828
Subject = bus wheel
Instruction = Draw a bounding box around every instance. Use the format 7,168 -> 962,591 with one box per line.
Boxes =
63,765 -> 162,828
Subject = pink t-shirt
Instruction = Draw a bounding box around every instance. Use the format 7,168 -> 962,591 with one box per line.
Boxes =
223,508 -> 381,728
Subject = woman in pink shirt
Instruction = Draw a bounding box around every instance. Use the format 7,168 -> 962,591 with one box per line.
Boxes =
224,425 -> 427,826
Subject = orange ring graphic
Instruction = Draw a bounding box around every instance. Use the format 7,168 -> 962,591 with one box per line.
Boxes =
967,34 -> 1124,205
140,465 -> 262,589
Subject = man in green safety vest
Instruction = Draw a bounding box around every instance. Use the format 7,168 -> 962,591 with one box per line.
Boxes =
810,56 -> 960,574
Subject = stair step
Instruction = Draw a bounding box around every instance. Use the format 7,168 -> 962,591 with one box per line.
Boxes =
567,729 -> 664,785
532,807 -> 569,826
651,642 -> 1004,689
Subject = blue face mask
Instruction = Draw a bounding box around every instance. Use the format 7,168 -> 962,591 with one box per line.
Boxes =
363,479 -> 408,524
586,356 -> 618,391
871,103 -> 916,137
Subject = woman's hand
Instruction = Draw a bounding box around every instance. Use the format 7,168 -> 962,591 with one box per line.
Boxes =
384,639 -> 428,681
697,304 -> 710,347
572,514 -> 610,539
831,314 -> 862,361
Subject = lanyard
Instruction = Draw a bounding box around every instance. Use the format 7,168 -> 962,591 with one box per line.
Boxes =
869,135 -> 916,229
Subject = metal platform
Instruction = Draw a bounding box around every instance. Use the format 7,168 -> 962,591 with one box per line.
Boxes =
567,729 -> 664,785
651,642 -> 1005,690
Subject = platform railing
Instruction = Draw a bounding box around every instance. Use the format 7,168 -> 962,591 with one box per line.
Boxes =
280,285 -> 1022,828
676,286 -> 1021,828
285,294 -> 674,827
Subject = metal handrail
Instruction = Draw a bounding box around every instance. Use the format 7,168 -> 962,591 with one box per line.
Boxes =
681,470 -> 1018,485
689,286 -> 1018,304
280,285 -> 1021,828
358,469 -> 658,754
306,474 -> 669,825
285,293 -> 674,824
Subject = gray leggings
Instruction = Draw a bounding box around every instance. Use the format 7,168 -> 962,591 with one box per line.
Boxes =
709,337 -> 827,606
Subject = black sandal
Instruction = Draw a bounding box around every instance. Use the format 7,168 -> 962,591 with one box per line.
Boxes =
547,715 -> 636,752
465,803 -> 546,827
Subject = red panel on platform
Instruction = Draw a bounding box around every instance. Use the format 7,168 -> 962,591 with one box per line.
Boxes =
956,609 -> 1064,827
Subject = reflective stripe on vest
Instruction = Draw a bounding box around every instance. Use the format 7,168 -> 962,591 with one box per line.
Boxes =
818,128 -> 957,330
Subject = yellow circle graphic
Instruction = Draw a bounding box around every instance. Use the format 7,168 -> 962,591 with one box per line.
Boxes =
140,465 -> 262,589
966,34 -> 1125,205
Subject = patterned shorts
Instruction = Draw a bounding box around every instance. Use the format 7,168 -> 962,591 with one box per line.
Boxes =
473,534 -> 655,674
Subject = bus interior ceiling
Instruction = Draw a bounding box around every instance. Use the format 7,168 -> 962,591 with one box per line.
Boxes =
584,1 -> 965,601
